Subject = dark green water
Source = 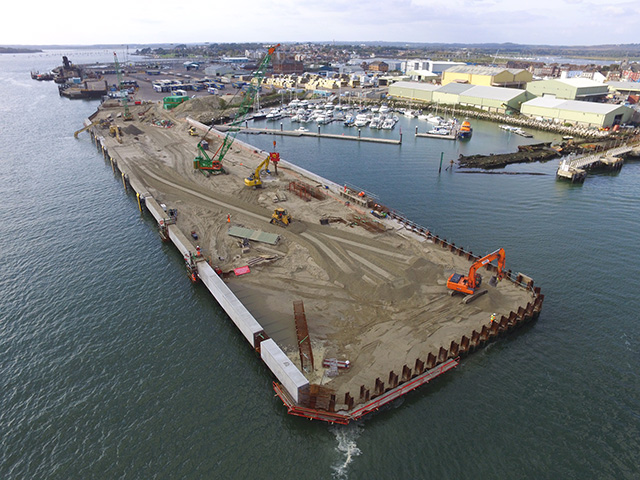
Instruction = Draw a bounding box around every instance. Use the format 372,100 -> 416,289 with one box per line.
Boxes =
1,51 -> 639,479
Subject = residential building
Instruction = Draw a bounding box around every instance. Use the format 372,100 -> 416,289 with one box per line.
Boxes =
368,61 -> 389,73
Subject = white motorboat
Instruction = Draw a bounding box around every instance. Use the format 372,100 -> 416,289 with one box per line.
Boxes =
427,125 -> 452,135
266,108 -> 281,120
354,113 -> 369,127
381,117 -> 396,129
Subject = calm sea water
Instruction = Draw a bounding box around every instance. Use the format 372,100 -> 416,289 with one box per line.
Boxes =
1,50 -> 639,480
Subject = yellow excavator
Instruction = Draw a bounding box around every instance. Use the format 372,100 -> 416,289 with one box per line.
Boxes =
270,208 -> 291,227
73,119 -> 110,138
244,141 -> 280,188
109,124 -> 123,143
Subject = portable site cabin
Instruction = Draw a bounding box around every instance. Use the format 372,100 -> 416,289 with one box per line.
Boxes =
163,95 -> 189,110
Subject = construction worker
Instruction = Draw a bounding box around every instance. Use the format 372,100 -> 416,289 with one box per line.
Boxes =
490,313 -> 496,323
227,213 -> 231,223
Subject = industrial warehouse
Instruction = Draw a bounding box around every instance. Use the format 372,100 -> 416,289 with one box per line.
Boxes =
388,65 -> 636,128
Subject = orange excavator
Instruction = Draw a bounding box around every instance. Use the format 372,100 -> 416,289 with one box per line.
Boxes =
447,248 -> 505,296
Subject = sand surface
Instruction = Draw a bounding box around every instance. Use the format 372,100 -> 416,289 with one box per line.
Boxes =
93,100 -> 535,403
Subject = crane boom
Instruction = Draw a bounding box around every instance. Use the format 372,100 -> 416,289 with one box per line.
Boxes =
195,44 -> 280,173
113,52 -> 132,121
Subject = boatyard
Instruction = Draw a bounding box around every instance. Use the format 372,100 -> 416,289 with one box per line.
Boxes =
82,88 -> 543,422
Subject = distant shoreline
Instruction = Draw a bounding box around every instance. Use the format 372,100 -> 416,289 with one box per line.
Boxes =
0,47 -> 43,54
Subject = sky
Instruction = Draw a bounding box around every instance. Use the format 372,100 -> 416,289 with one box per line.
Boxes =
2,0 -> 639,46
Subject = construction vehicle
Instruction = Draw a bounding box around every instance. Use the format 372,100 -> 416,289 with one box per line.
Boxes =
194,44 -> 280,175
188,126 -> 198,136
447,248 -> 505,296
73,119 -> 109,138
244,141 -> 280,188
194,142 -> 224,174
113,52 -> 133,121
109,124 -> 123,143
270,208 -> 291,227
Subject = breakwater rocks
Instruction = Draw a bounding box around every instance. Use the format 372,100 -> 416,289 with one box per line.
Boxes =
458,142 -> 560,169
457,137 -> 640,169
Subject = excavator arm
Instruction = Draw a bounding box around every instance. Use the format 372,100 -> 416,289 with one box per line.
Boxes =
244,155 -> 270,187
244,141 -> 277,188
467,248 -> 505,289
447,248 -> 505,295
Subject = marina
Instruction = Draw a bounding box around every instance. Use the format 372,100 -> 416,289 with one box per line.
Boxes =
216,124 -> 402,144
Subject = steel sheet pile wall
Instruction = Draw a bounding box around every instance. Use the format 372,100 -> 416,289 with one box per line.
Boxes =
261,339 -> 309,403
197,262 -> 266,347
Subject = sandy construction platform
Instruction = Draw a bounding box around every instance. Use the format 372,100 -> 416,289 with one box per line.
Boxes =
91,100 -> 536,404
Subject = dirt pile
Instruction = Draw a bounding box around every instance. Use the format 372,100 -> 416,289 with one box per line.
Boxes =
172,96 -> 226,123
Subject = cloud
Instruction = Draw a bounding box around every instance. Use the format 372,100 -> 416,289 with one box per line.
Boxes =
1,0 -> 639,46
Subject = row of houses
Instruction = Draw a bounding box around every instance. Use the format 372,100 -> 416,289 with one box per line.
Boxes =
262,72 -> 383,91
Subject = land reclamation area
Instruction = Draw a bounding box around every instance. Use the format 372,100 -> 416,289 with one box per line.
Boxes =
87,96 -> 537,409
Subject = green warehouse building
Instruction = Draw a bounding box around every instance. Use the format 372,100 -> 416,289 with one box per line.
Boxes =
520,96 -> 632,128
389,81 -> 530,114
526,78 -> 609,101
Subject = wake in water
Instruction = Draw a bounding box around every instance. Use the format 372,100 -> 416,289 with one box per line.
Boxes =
329,422 -> 363,479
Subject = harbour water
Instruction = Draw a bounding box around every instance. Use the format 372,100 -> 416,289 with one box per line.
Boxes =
1,50 -> 639,479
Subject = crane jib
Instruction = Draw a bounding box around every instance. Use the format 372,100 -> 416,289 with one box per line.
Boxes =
212,44 -> 280,165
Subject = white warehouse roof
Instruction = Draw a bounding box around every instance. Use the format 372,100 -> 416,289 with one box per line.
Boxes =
462,85 -> 526,101
390,81 -> 439,92
523,96 -> 625,114
556,77 -> 604,88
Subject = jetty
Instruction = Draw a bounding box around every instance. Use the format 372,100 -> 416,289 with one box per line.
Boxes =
80,99 -> 543,425
556,145 -> 631,182
415,131 -> 457,140
217,125 -> 401,144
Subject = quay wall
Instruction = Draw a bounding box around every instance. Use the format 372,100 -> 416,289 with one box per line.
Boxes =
261,339 -> 309,404
92,117 -> 544,423
90,125 -> 309,403
196,261 -> 267,348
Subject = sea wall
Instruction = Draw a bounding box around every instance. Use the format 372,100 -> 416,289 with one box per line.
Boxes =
90,126 -> 310,403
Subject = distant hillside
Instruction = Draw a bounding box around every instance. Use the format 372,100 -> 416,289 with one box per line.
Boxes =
0,47 -> 42,54
347,42 -> 640,58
